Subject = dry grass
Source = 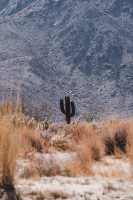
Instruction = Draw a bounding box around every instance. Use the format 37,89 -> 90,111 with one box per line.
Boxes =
0,99 -> 47,190
71,118 -> 133,157
0,98 -> 132,181
20,116 -> 133,178
20,156 -> 82,178
71,122 -> 103,159
0,100 -> 20,190
20,158 -> 63,178
62,122 -> 103,175
56,118 -> 133,176
22,128 -> 46,154
0,121 -> 19,189
101,117 -> 133,158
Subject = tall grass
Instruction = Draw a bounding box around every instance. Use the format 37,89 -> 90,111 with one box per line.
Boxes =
0,100 -> 21,189
0,98 -> 43,193
0,98 -> 48,190
69,122 -> 103,175
0,121 -> 19,189
59,118 -> 133,176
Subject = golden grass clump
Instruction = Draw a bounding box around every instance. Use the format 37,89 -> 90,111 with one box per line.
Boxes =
0,98 -> 51,187
59,118 -> 133,176
101,117 -> 133,158
0,100 -> 22,192
67,122 -> 103,175
0,99 -> 42,190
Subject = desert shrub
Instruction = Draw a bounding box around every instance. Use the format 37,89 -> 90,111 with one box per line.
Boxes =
13,113 -> 37,129
104,128 -> 128,155
104,136 -> 115,155
37,117 -> 52,130
21,158 -> 67,178
114,129 -> 127,153
83,112 -> 94,122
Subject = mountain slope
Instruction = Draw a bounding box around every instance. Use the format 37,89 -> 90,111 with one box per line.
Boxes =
0,0 -> 133,119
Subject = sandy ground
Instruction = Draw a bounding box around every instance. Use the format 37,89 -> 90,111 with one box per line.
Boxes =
15,152 -> 133,200
16,176 -> 133,200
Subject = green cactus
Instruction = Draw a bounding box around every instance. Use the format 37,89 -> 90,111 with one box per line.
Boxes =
60,96 -> 75,124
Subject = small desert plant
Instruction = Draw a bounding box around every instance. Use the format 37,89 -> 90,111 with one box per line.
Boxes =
37,117 -> 52,130
83,112 -> 94,123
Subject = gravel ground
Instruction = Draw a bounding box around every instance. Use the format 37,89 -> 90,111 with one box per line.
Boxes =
16,176 -> 133,200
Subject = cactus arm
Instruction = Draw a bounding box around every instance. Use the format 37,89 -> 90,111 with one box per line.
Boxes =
70,101 -> 75,117
60,99 -> 66,114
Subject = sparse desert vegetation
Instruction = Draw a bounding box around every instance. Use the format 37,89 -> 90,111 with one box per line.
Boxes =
0,0 -> 133,199
0,99 -> 132,199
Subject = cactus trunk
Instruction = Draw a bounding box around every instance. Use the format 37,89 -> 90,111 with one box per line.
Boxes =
60,96 -> 75,124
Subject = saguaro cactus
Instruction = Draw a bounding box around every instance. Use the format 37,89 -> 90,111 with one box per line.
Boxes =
60,96 -> 75,124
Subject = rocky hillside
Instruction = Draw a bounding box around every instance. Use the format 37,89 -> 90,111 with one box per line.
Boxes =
0,0 -> 133,119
